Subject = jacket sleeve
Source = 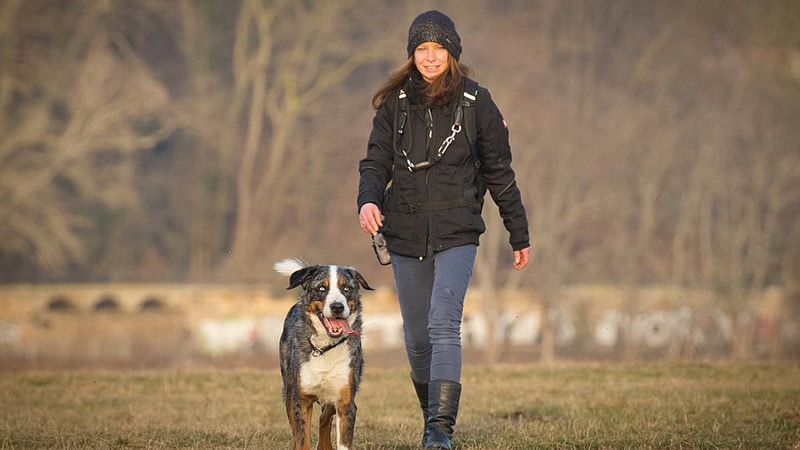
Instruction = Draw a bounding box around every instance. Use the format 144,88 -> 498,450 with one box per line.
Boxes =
475,87 -> 531,250
357,100 -> 395,212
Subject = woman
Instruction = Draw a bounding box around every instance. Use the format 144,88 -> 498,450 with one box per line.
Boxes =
357,10 -> 530,449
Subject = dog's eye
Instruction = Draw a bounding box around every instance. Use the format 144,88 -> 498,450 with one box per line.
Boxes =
342,286 -> 352,293
315,286 -> 328,293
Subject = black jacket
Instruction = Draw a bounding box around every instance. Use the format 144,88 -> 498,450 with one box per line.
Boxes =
358,75 -> 529,258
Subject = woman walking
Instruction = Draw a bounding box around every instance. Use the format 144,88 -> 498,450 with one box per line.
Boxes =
358,10 -> 530,449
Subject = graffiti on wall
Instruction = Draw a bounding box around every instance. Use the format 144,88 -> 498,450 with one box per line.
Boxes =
2,284 -> 796,364
191,305 -> 794,357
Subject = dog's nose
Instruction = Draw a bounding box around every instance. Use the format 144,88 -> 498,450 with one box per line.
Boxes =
330,303 -> 345,315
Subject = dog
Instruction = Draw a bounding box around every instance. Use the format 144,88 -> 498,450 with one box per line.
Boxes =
275,258 -> 373,450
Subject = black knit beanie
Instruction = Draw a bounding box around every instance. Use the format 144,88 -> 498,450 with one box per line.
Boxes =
406,10 -> 462,60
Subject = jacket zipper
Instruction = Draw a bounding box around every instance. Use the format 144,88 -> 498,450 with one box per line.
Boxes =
424,108 -> 434,260
424,108 -> 433,183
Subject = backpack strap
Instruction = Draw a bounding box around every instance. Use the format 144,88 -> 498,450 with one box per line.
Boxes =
460,79 -> 486,203
394,81 -> 478,159
461,79 -> 480,167
393,80 -> 483,182
392,89 -> 409,156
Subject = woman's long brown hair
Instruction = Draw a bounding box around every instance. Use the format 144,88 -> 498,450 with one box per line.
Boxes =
372,54 -> 471,110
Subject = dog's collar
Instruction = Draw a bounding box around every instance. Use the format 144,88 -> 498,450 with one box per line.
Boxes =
308,336 -> 348,357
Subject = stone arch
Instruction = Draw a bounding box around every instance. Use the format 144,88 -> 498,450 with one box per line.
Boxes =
94,295 -> 120,313
140,297 -> 165,312
47,295 -> 76,313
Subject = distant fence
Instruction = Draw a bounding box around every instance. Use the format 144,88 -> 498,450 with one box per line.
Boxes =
1,284 -> 797,367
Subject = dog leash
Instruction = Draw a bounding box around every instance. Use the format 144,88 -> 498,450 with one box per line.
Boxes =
308,336 -> 349,357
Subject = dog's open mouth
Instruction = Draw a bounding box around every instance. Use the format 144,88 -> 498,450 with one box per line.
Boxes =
318,313 -> 360,337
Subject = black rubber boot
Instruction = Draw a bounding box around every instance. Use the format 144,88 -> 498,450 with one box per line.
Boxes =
412,377 -> 430,447
424,379 -> 461,450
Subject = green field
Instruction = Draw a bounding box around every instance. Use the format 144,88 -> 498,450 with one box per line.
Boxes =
1,363 -> 798,449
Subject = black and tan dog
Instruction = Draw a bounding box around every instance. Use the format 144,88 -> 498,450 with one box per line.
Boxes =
275,258 -> 372,450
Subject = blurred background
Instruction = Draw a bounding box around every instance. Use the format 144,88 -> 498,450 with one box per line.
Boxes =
1,0 -> 798,368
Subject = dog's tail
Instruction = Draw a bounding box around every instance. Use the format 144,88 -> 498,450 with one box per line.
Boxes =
274,258 -> 309,276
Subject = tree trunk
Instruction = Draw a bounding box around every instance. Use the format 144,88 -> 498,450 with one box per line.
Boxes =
731,313 -> 754,361
539,311 -> 556,364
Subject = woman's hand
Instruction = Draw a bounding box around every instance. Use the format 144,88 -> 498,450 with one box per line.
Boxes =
359,203 -> 383,236
513,246 -> 530,271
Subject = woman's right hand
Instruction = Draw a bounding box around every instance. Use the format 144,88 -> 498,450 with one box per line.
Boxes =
359,203 -> 383,236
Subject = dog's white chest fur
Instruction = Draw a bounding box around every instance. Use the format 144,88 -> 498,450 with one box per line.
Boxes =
299,340 -> 352,402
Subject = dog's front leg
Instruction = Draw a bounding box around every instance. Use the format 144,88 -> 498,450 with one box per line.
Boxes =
335,399 -> 357,450
287,392 -> 315,450
317,402 -> 336,450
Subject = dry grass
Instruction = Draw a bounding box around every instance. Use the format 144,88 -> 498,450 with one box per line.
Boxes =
1,362 -> 799,449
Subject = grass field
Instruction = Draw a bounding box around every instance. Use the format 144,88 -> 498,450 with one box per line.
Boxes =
1,362 -> 798,449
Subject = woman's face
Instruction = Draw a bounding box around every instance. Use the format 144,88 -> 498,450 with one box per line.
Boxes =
414,41 -> 449,82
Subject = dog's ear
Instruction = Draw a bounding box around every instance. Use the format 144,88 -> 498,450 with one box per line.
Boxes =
286,267 -> 317,290
352,270 -> 374,291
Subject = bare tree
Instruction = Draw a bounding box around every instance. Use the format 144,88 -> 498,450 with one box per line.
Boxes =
668,33 -> 800,359
613,49 -> 692,358
220,0 -> 400,277
0,0 -> 175,274
517,0 -> 617,363
702,122 -> 799,359
165,0 -> 234,280
468,3 -> 554,363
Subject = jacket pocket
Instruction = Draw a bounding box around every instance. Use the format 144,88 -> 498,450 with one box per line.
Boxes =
464,185 -> 484,215
436,206 -> 485,238
383,209 -> 416,242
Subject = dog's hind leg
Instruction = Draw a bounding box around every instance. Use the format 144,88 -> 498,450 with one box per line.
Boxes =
317,403 -> 336,450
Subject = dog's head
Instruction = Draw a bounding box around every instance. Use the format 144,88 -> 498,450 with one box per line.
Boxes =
275,258 -> 373,338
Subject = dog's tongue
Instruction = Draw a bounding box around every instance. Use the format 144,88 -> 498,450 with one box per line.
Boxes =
326,317 -> 360,336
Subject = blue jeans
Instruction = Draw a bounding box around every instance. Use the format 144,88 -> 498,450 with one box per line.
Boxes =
391,245 -> 477,383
